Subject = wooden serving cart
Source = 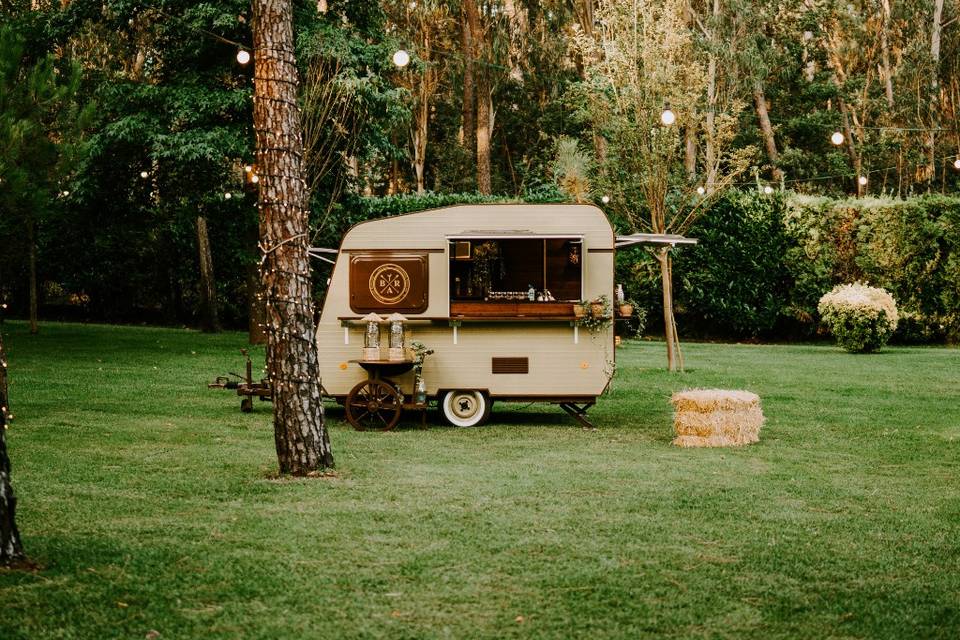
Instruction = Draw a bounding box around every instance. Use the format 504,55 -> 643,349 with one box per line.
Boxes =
344,359 -> 428,431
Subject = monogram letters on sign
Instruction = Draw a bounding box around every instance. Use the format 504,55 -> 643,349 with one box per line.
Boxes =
349,254 -> 428,314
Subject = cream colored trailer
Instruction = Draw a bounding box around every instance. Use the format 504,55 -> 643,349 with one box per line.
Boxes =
316,204 -> 617,427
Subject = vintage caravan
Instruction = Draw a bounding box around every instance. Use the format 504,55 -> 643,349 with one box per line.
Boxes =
315,204 -> 683,430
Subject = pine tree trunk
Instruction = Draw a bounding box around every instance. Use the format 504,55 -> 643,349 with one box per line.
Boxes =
27,220 -> 38,335
252,0 -> 333,474
703,0 -> 720,192
196,216 -> 220,333
753,83 -> 783,181
0,330 -> 23,566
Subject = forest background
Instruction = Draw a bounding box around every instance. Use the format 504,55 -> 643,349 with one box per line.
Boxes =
1,0 -> 959,343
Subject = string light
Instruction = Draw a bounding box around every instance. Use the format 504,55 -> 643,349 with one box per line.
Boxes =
954,158 -> 960,170
831,131 -> 845,145
601,195 -> 610,204
140,171 -> 149,179
224,192 -> 232,199
251,174 -> 260,184
763,185 -> 774,194
392,49 -> 410,68
244,165 -> 253,173
236,49 -> 251,65
696,186 -> 706,195
660,104 -> 676,126
858,175 -> 868,186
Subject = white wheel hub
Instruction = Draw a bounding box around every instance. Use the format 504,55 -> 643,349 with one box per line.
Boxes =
442,390 -> 488,427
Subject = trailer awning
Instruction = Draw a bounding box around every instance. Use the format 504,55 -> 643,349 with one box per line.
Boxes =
448,231 -> 584,240
615,233 -> 698,248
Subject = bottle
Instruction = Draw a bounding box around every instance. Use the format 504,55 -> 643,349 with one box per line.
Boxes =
415,377 -> 427,405
616,284 -> 625,304
528,284 -> 535,301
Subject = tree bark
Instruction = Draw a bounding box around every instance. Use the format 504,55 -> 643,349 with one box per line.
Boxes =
703,0 -> 720,192
926,0 -> 944,186
476,73 -> 492,194
684,125 -> 697,181
460,2 -> 476,162
880,0 -> 894,109
252,0 -> 333,474
0,330 -> 23,566
27,220 -> 38,335
658,249 -> 677,372
196,216 -> 220,333
753,83 -> 783,181
839,99 -> 863,195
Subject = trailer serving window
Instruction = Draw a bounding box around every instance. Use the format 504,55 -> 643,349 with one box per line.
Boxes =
447,233 -> 583,318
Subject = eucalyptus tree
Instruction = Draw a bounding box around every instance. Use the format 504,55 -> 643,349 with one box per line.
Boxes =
574,0 -> 753,370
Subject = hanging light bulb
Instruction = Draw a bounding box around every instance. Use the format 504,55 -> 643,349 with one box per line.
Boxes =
660,104 -> 676,126
140,171 -> 149,179
236,49 -> 251,65
953,158 -> 960,170
251,174 -> 260,184
601,195 -> 610,204
392,49 -> 410,68
831,131 -> 845,145
244,165 -> 253,173
696,186 -> 706,195
858,175 -> 868,186
763,185 -> 774,194
224,192 -> 233,200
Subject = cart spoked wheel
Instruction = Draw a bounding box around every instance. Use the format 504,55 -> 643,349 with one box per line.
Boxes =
441,390 -> 491,427
345,379 -> 402,431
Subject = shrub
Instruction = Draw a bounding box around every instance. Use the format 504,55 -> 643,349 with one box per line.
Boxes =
817,283 -> 899,353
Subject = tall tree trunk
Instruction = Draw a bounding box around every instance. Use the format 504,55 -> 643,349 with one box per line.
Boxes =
460,2 -> 476,162
753,83 -> 783,181
0,330 -> 23,566
880,0 -> 894,109
476,74 -> 492,194
196,216 -> 220,333
704,0 -> 720,192
684,125 -> 697,181
252,0 -> 333,474
658,249 -> 677,372
926,0 -> 944,186
839,100 -> 863,196
27,220 -> 38,335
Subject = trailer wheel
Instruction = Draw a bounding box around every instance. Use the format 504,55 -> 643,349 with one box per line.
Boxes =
441,390 -> 491,427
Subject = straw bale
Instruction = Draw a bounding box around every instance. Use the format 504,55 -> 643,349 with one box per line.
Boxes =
670,389 -> 764,448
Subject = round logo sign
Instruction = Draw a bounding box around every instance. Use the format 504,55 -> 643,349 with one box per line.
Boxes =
369,263 -> 411,305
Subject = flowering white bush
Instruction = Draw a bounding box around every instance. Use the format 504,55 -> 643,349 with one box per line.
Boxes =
818,283 -> 899,353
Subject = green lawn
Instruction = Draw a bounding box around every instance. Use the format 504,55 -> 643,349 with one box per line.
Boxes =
1,321 -> 958,639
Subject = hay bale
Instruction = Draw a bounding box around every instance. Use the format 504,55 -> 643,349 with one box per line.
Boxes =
670,389 -> 764,448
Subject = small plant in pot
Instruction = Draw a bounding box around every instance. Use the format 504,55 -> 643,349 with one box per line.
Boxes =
576,295 -> 612,332
590,294 -> 611,319
618,299 -> 636,317
573,301 -> 588,319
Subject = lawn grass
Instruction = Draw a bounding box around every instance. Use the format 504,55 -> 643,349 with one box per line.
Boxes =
1,320 -> 959,639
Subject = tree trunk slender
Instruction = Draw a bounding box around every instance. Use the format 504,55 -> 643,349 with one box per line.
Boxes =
196,216 -> 220,333
460,2 -> 476,162
27,220 -> 38,335
252,0 -> 333,474
839,100 -> 863,195
476,74 -> 492,194
704,0 -> 720,192
0,330 -> 23,566
880,0 -> 894,109
659,249 -> 677,372
927,0 -> 944,186
684,124 -> 697,181
753,83 -> 783,181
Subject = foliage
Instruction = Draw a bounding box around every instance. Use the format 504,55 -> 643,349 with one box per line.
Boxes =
551,136 -> 593,203
818,282 -> 899,353
576,294 -> 612,332
674,190 -> 790,337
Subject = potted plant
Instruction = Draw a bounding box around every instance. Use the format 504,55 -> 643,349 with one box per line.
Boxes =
590,294 -> 611,319
573,301 -> 588,319
618,299 -> 635,317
